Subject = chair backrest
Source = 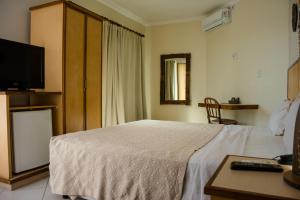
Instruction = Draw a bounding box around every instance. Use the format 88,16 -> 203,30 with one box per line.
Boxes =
204,97 -> 221,124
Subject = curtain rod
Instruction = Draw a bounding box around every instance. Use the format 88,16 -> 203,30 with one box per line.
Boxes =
102,17 -> 145,37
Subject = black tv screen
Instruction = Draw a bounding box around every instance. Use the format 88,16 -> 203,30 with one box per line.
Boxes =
0,38 -> 45,90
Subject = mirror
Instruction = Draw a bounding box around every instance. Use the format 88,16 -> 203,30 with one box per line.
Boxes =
160,53 -> 191,105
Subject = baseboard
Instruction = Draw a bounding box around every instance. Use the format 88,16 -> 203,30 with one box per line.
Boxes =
0,167 -> 49,191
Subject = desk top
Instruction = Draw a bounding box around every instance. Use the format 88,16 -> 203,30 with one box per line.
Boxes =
198,103 -> 259,110
205,155 -> 300,200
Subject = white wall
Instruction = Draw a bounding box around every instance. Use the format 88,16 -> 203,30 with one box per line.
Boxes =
207,0 -> 289,126
147,0 -> 290,126
149,21 -> 208,123
0,0 -> 145,43
0,0 -> 52,43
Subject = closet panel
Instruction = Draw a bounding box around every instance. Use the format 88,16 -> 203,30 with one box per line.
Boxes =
65,7 -> 85,133
30,3 -> 63,92
86,17 -> 102,129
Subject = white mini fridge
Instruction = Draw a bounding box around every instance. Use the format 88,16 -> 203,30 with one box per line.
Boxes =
12,109 -> 53,173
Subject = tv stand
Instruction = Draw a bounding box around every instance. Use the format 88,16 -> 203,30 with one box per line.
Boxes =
0,91 -> 61,190
0,88 -> 35,92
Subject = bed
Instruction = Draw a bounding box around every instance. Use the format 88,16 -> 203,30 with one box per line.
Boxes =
49,121 -> 288,200
49,59 -> 299,200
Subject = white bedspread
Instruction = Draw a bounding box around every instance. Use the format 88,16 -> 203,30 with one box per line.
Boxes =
182,125 -> 287,200
49,120 -> 223,200
50,122 -> 286,200
182,125 -> 251,200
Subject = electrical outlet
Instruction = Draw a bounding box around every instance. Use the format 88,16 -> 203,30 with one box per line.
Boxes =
256,69 -> 262,78
232,52 -> 239,61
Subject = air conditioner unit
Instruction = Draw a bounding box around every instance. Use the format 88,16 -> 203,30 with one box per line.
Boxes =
202,8 -> 232,32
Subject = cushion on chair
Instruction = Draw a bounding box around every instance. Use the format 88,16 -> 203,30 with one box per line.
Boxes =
212,118 -> 238,125
220,118 -> 238,125
211,119 -> 221,124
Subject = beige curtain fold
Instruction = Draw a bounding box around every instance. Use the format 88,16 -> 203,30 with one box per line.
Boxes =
102,21 -> 146,127
165,60 -> 178,100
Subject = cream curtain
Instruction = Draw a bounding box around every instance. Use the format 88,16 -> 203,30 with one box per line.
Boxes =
102,21 -> 146,127
165,60 -> 178,100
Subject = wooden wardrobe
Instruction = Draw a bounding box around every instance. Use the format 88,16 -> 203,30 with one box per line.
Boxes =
30,1 -> 102,134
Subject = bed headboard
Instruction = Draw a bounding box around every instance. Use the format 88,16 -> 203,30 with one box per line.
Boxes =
288,58 -> 300,100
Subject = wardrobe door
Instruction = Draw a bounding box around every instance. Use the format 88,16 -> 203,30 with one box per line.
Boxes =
65,7 -> 85,133
86,17 -> 102,129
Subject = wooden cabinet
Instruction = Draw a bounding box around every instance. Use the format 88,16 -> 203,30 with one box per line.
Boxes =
30,1 -> 102,133
0,91 -> 53,190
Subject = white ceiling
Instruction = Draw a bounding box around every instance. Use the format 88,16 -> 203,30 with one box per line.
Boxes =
96,0 -> 233,26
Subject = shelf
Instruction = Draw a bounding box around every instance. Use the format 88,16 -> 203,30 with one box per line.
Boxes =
10,105 -> 56,111
0,90 -> 36,95
33,91 -> 62,94
0,91 -> 62,95
198,103 -> 259,110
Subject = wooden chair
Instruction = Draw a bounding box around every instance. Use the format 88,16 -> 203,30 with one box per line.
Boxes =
204,97 -> 238,125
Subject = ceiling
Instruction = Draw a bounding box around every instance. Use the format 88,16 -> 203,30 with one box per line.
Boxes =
96,0 -> 233,26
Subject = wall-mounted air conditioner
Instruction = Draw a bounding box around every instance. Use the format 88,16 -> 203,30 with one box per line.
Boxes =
202,8 -> 232,32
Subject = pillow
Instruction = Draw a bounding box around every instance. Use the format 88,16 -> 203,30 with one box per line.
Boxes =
268,100 -> 292,136
283,97 -> 300,154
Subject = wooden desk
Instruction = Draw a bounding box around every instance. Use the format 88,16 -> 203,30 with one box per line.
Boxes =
205,155 -> 300,200
198,103 -> 259,110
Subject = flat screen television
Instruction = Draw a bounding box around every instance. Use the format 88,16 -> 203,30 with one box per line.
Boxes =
0,38 -> 45,90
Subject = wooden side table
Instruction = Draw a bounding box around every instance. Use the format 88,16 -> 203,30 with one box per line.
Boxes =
205,155 -> 300,200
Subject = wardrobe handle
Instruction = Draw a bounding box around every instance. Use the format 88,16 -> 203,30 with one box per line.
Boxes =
84,79 -> 87,91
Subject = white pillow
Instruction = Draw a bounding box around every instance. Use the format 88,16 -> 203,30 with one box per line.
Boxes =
268,100 -> 292,136
283,97 -> 300,154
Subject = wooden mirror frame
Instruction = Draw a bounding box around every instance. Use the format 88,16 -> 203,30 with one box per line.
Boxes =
292,3 -> 298,32
160,53 -> 191,105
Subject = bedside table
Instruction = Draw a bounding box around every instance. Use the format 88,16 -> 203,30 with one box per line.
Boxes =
204,155 -> 300,200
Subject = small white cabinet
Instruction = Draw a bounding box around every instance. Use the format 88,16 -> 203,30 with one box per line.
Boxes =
12,109 -> 53,173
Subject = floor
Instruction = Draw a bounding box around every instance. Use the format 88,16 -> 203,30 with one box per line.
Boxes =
0,178 -> 67,200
